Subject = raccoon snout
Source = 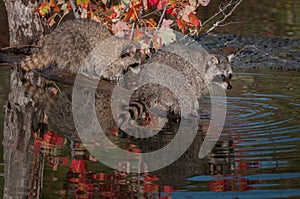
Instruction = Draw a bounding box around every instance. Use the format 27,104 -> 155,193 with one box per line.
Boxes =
227,83 -> 232,89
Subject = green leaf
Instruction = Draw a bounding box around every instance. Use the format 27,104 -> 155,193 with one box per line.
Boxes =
157,27 -> 176,46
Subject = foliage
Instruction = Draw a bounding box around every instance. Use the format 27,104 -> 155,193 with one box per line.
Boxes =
37,0 -> 211,48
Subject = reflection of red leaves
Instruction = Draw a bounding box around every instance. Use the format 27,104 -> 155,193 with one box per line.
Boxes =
69,159 -> 86,173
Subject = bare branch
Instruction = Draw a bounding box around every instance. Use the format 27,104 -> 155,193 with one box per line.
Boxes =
69,0 -> 80,19
202,0 -> 234,27
130,22 -> 135,41
218,20 -> 248,27
148,5 -> 167,48
203,0 -> 243,33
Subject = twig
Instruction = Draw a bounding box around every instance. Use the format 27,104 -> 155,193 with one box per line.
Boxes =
153,5 -> 167,34
1,44 -> 42,51
130,22 -> 135,41
218,20 -> 248,27
141,9 -> 161,19
57,12 -> 69,27
148,5 -> 167,48
202,0 -> 233,27
205,0 -> 243,33
69,0 -> 80,19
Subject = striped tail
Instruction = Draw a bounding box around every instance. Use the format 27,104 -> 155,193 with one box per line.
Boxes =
20,52 -> 50,72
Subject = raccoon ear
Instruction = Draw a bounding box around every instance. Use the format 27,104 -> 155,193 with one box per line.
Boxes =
227,54 -> 235,63
126,44 -> 137,57
206,55 -> 219,71
209,55 -> 219,65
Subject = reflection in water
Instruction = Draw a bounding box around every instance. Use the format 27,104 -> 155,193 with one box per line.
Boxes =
2,66 -> 300,199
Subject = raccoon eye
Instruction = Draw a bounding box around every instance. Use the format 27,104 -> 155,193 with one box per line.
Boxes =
221,74 -> 226,81
228,73 -> 232,80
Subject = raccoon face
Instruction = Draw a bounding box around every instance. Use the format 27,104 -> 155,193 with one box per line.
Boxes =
207,54 -> 233,90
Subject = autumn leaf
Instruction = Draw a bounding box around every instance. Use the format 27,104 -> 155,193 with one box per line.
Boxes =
188,12 -> 201,27
181,5 -> 196,22
38,2 -> 51,17
161,19 -> 173,28
147,0 -> 159,8
112,21 -> 130,37
189,0 -> 197,7
66,2 -> 72,10
133,29 -> 147,42
49,0 -> 57,7
76,0 -> 90,9
157,0 -> 169,10
104,8 -> 117,20
142,0 -> 148,10
166,7 -> 175,15
144,18 -> 157,28
156,27 -> 176,46
53,6 -> 60,13
81,8 -> 88,18
176,18 -> 187,33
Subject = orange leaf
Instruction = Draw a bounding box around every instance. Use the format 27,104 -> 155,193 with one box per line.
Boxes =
49,0 -> 57,7
53,6 -> 60,13
176,18 -> 187,32
67,2 -> 72,10
188,12 -> 201,27
38,2 -> 51,17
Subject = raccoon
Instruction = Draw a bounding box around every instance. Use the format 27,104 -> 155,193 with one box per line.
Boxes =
20,20 -> 140,80
121,41 -> 233,120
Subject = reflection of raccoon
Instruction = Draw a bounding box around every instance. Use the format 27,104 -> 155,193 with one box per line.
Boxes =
21,20 -> 140,80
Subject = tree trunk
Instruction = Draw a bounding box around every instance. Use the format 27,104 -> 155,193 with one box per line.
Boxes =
3,64 -> 46,199
3,1 -> 45,197
3,0 -> 43,46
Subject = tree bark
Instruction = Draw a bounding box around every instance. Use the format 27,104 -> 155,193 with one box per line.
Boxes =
3,64 -> 46,199
3,0 -> 43,46
2,0 -> 45,198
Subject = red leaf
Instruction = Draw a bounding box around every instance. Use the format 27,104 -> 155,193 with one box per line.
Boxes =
157,0 -> 169,10
176,18 -> 187,33
147,0 -> 159,8
49,0 -> 56,7
188,12 -> 201,27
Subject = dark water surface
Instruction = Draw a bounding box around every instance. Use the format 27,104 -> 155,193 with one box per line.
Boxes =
2,67 -> 299,198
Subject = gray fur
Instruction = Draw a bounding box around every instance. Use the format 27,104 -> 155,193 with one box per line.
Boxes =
125,41 -> 233,117
21,20 -> 140,80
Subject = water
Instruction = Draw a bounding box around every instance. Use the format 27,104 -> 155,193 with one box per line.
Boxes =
1,69 -> 297,199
